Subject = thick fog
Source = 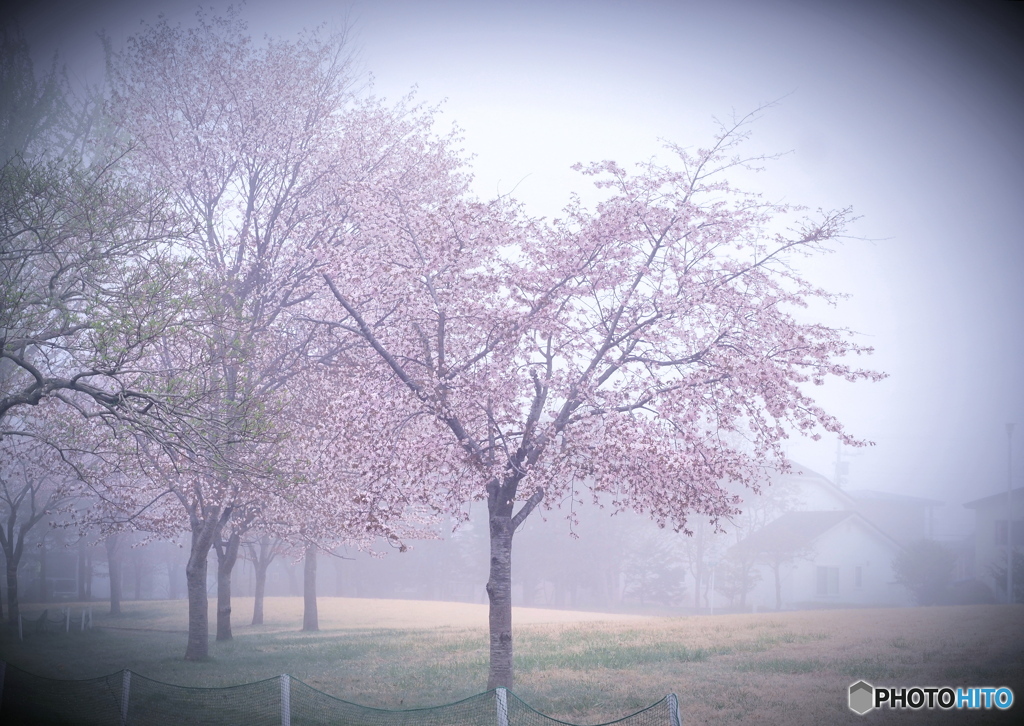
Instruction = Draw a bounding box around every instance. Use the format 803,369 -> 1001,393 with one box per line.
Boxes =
6,0 -> 1023,606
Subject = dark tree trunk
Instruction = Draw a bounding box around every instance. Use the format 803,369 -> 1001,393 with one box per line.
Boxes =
302,542 -> 318,632
185,540 -> 209,659
6,556 -> 19,632
215,531 -> 240,641
185,510 -> 226,661
105,534 -> 122,616
249,538 -> 275,625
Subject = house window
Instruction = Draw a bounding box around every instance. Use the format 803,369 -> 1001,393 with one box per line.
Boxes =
994,520 -> 1024,546
816,566 -> 839,596
854,566 -> 863,589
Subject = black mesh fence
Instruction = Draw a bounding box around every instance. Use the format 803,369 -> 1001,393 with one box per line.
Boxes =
14,608 -> 94,638
0,662 -> 681,726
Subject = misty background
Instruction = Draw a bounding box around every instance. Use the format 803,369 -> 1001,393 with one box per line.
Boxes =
5,0 -> 1023,602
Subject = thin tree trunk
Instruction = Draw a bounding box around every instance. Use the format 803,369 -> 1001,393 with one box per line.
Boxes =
247,536 -> 277,625
215,531 -> 240,641
132,549 -> 144,600
105,534 -> 122,616
252,558 -> 268,625
86,549 -> 93,599
302,542 -> 318,632
38,536 -> 48,602
78,539 -> 89,601
6,556 -> 19,633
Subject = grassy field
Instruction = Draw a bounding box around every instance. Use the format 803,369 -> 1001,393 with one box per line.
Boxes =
1,598 -> 1022,724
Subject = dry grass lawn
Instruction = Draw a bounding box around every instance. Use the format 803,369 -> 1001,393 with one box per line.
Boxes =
3,598 -> 1022,725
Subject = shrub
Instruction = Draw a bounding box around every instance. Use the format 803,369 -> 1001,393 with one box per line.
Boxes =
892,540 -> 955,605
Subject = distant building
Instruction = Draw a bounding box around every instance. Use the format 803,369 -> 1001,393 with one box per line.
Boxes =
728,464 -> 932,610
963,487 -> 1024,600
844,489 -> 942,545
735,509 -> 910,609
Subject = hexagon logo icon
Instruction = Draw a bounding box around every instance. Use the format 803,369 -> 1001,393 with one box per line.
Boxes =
849,681 -> 874,715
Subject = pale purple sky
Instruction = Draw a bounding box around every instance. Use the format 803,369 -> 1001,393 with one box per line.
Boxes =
10,0 -> 1024,535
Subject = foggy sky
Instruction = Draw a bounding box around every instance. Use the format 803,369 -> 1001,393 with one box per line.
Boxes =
8,0 -> 1024,536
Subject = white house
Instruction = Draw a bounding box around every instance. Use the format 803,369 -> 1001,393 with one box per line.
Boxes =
963,487 -> 1024,601
724,463 -> 923,609
734,509 -> 910,610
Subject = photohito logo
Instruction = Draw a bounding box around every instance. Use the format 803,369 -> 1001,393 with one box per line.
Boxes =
848,681 -> 1014,715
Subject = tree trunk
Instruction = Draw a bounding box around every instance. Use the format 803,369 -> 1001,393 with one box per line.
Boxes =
185,512 -> 223,661
215,531 -> 240,641
302,542 -> 318,632
6,555 -> 19,633
251,560 -> 268,625
484,481 -> 543,690
132,549 -> 144,600
78,539 -> 89,601
247,537 -> 277,625
38,537 -> 48,602
105,534 -> 122,616
773,563 -> 783,610
486,507 -> 514,689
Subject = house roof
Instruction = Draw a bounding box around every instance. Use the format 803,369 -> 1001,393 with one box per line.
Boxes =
963,487 -> 1024,509
777,461 -> 858,506
733,510 -> 903,554
844,489 -> 943,506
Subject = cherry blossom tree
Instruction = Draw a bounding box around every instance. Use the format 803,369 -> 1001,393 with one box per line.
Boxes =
107,10 -> 443,658
243,532 -> 285,625
0,23 -> 208,456
315,116 -> 883,688
0,403 -> 91,631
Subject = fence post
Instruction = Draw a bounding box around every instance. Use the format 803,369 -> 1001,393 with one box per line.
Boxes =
120,670 -> 131,726
81,608 -> 86,632
17,614 -> 22,641
281,674 -> 291,726
496,687 -> 508,726
667,693 -> 681,726
65,609 -> 71,633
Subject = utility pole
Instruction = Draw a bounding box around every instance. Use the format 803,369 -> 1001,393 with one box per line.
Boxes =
833,436 -> 862,489
1008,423 -> 1015,604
